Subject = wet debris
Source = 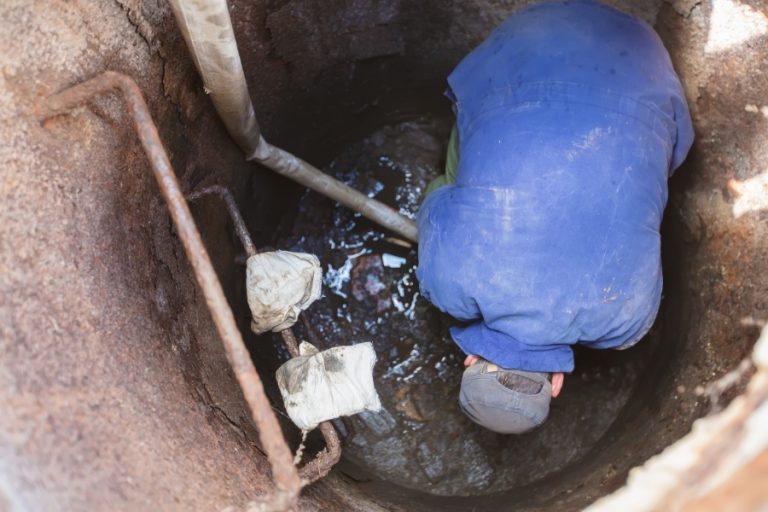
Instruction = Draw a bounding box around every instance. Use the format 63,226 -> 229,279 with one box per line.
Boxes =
351,254 -> 392,313
279,118 -> 651,496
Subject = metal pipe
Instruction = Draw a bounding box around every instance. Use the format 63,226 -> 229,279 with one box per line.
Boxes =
252,139 -> 419,242
166,0 -> 262,155
187,184 -> 343,484
36,71 -> 302,510
167,0 -> 419,242
186,185 -> 257,257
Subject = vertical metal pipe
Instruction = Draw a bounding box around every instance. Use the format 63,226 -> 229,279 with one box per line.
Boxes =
167,0 -> 419,242
167,0 -> 263,155
280,329 -> 342,485
187,184 -> 342,485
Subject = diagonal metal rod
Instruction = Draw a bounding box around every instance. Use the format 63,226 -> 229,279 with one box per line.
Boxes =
250,139 -> 418,242
36,71 -> 302,510
186,184 -> 342,485
186,185 -> 257,257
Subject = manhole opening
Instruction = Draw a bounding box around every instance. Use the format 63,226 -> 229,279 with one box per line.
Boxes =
189,2 -> 757,510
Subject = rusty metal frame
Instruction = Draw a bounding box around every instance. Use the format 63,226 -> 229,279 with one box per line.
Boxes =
37,71 -> 302,511
187,185 -> 342,486
186,185 -> 257,257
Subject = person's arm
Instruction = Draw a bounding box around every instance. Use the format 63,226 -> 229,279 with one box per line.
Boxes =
450,322 -> 575,373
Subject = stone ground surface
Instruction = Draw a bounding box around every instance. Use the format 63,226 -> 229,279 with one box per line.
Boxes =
1,0 -> 767,510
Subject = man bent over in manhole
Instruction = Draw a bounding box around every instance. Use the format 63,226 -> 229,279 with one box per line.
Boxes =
417,0 -> 694,434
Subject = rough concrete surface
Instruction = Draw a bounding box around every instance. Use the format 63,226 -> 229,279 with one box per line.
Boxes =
0,1 -> 337,510
1,0 -> 767,511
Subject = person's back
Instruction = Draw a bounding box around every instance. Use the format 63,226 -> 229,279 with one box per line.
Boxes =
417,0 -> 694,432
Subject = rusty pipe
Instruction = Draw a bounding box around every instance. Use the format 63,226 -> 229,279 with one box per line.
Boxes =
186,185 -> 257,257
187,184 -> 342,484
37,71 -> 302,510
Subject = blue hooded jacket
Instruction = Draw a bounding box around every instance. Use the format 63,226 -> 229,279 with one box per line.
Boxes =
416,0 -> 694,373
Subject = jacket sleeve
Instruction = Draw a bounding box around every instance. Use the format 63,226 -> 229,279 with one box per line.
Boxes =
451,322 -> 575,373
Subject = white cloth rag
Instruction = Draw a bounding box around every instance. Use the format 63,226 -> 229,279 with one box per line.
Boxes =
276,341 -> 381,431
246,251 -> 322,334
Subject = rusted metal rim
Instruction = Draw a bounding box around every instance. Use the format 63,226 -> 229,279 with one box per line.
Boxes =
37,71 -> 302,510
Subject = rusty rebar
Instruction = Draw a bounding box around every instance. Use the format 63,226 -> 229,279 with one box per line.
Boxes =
300,421 -> 342,485
280,329 -> 342,485
37,71 -> 302,508
186,185 -> 257,257
187,185 -> 342,484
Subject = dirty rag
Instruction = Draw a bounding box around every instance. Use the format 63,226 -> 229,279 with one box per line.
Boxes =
276,341 -> 381,431
246,250 -> 322,334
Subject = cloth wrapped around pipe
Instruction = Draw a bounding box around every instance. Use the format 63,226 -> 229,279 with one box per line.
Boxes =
246,250 -> 322,334
277,341 -> 381,431
245,249 -> 381,431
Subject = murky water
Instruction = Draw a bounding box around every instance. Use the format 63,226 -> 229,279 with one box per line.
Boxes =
279,118 -> 654,496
